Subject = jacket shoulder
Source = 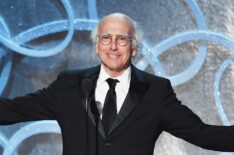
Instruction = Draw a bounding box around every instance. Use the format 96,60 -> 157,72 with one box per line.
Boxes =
55,65 -> 100,84
59,65 -> 99,77
133,66 -> 170,85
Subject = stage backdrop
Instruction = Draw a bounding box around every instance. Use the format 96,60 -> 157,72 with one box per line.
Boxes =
0,0 -> 234,154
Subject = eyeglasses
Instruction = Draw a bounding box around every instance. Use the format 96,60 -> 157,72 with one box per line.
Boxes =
97,34 -> 133,46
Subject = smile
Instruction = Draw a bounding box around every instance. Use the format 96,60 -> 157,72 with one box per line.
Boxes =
108,54 -> 120,58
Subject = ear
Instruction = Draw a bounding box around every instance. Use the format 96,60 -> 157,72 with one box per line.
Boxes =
131,48 -> 137,56
131,43 -> 138,56
95,43 -> 99,54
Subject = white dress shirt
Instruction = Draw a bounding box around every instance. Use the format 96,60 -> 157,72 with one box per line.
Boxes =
95,65 -> 131,117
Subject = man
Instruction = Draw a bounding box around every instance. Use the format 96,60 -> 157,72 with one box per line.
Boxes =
0,13 -> 234,155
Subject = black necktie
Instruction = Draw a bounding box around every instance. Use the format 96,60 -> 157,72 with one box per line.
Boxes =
102,78 -> 119,134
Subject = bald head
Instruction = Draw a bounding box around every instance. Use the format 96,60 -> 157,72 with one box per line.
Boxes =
99,13 -> 135,36
91,13 -> 142,49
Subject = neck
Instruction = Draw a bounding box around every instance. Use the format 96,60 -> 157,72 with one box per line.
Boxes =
102,64 -> 130,78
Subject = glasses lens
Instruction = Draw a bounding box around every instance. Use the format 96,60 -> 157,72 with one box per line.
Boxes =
100,35 -> 111,45
99,34 -> 130,46
117,35 -> 128,46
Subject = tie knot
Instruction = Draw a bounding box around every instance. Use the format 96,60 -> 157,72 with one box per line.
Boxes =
106,78 -> 119,89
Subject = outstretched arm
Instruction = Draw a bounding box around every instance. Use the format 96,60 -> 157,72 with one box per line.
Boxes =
161,79 -> 234,152
0,72 -> 64,125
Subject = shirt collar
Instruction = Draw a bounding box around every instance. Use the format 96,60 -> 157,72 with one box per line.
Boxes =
97,64 -> 131,85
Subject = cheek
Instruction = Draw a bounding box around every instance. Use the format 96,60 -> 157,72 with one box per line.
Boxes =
123,48 -> 133,58
96,46 -> 104,55
98,44 -> 108,52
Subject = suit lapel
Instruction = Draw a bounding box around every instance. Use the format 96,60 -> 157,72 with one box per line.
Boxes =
108,66 -> 149,135
80,65 -> 150,138
87,101 -> 106,139
80,65 -> 106,139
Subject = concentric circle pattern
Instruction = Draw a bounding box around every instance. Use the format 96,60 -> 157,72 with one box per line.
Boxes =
0,0 -> 233,154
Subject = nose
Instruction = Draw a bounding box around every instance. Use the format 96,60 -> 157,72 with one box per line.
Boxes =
110,37 -> 117,50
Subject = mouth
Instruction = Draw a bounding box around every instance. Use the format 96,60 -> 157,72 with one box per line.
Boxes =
107,53 -> 120,59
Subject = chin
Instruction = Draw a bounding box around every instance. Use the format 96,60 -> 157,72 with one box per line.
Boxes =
108,66 -> 122,72
106,64 -> 129,73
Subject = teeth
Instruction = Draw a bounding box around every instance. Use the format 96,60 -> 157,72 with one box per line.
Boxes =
108,54 -> 118,58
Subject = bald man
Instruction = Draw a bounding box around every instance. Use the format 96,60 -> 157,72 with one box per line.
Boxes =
0,13 -> 234,155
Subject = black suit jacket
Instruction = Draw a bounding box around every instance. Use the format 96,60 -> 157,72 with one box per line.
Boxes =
0,65 -> 234,155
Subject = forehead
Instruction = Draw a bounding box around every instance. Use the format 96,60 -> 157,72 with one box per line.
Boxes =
98,17 -> 133,35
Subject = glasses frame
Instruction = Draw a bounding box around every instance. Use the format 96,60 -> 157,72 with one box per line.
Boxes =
97,34 -> 134,46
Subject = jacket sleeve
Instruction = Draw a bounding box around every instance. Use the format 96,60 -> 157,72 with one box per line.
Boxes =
161,79 -> 234,152
0,72 -> 64,125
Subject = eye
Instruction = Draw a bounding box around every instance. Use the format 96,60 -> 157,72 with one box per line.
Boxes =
102,35 -> 111,40
119,35 -> 127,41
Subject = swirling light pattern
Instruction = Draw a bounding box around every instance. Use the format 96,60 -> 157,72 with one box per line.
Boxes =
0,0 -> 233,154
0,15 -> 12,97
